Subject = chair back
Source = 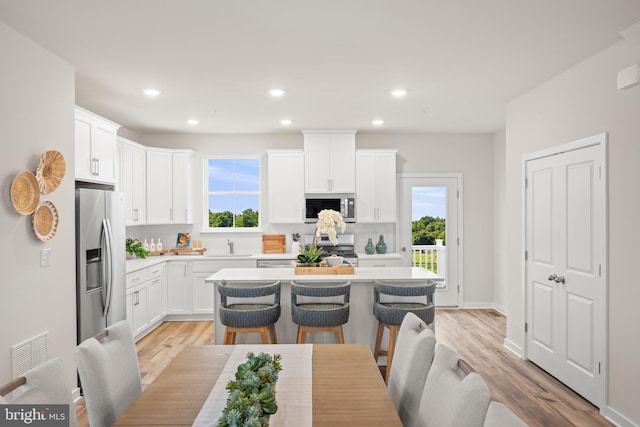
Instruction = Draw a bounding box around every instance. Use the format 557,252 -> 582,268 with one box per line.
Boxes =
75,320 -> 142,427
0,358 -> 78,427
373,280 -> 436,327
219,280 -> 281,305
417,344 -> 491,427
387,312 -> 436,427
290,280 -> 351,328
291,280 -> 351,300
483,401 -> 528,426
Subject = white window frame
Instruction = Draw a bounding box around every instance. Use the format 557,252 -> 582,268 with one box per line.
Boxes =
202,155 -> 262,233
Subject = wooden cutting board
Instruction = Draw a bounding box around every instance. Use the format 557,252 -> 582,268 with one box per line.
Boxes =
262,234 -> 286,253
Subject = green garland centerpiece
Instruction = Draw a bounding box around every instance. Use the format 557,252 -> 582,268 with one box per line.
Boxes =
218,352 -> 283,427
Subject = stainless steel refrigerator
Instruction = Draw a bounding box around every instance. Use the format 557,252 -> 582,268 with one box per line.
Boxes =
76,188 -> 126,344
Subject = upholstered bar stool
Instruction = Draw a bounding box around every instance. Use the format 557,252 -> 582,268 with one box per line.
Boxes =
219,280 -> 281,344
373,279 -> 436,383
291,280 -> 351,343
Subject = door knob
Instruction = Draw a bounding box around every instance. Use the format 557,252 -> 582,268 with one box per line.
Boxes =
548,274 -> 557,281
554,276 -> 566,284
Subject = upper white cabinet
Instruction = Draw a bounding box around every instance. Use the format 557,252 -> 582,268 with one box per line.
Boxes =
356,150 -> 397,222
268,150 -> 304,223
172,150 -> 193,224
146,148 -> 193,224
75,106 -> 121,184
120,137 -> 146,225
304,130 -> 356,193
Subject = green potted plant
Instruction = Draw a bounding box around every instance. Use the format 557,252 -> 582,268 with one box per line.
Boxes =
218,352 -> 283,427
126,238 -> 149,259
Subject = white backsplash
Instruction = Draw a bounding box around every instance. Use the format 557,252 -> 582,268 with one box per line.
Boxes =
126,222 -> 397,255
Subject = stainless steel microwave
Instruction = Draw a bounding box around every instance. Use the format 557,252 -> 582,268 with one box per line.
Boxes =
304,193 -> 356,223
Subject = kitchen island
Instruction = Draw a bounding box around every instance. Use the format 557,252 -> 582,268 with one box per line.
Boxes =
205,267 -> 441,350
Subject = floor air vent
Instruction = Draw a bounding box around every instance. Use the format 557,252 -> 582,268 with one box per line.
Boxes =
10,331 -> 48,398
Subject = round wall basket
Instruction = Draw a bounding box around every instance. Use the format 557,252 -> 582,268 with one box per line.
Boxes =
11,170 -> 40,215
33,200 -> 59,241
36,150 -> 66,194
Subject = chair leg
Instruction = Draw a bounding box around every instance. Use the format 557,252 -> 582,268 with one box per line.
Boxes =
260,327 -> 269,344
386,325 -> 400,385
336,326 -> 345,344
223,328 -> 235,345
297,326 -> 307,344
373,322 -> 385,362
268,324 -> 278,344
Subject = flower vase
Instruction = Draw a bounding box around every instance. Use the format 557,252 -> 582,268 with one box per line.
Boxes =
375,235 -> 387,254
365,238 -> 375,254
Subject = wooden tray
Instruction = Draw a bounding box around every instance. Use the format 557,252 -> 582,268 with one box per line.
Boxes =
169,248 -> 207,256
294,264 -> 355,275
262,234 -> 286,253
148,250 -> 168,256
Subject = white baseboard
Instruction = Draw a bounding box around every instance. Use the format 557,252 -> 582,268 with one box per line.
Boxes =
503,338 -> 524,359
602,406 -> 638,427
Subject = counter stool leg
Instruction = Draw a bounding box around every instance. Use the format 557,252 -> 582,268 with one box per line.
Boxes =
385,325 -> 401,385
336,326 -> 345,344
268,324 -> 278,344
296,326 -> 307,344
260,327 -> 269,344
373,322 -> 385,362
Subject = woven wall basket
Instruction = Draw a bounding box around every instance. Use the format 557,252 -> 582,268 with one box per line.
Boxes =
36,150 -> 66,194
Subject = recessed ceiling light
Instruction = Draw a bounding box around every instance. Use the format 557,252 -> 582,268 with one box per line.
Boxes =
391,89 -> 408,97
187,119 -> 199,125
280,119 -> 292,125
143,88 -> 161,97
269,89 -> 285,97
372,119 -> 384,126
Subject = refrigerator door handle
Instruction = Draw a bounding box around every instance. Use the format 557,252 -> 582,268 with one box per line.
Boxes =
102,219 -> 114,318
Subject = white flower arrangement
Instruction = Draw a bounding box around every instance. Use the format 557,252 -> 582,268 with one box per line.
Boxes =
315,209 -> 346,246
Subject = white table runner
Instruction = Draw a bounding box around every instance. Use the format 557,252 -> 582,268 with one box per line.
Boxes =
193,344 -> 313,427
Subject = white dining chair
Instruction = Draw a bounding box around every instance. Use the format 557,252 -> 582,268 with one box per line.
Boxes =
483,401 -> 528,426
75,320 -> 142,427
417,344 -> 491,427
387,312 -> 436,427
0,357 -> 78,427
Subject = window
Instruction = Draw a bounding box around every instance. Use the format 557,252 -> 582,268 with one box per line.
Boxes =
205,157 -> 260,230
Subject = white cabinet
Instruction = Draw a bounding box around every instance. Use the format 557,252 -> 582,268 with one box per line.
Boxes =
146,148 -> 173,224
267,150 -> 305,223
120,138 -> 146,225
191,259 -> 257,315
125,263 -> 166,339
75,106 -> 120,184
146,148 -> 193,224
304,131 -> 356,193
172,151 -> 193,223
357,258 -> 404,267
167,261 -> 190,315
356,150 -> 397,222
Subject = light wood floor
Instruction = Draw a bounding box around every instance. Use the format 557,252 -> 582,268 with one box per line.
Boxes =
75,310 -> 611,426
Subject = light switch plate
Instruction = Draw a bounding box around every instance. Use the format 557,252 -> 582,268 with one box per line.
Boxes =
40,248 -> 52,267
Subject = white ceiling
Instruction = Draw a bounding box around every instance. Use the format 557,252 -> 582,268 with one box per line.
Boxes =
1,1 -> 639,135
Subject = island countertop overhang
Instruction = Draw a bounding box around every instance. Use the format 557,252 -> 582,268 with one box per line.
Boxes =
205,266 -> 443,283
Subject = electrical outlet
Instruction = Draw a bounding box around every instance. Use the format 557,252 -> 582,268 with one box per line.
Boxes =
40,248 -> 52,267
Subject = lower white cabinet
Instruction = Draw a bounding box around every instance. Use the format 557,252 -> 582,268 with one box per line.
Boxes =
167,261 -> 190,315
191,259 -> 257,314
126,263 -> 166,338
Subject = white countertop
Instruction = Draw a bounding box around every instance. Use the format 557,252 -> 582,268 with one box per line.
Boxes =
205,266 -> 442,283
126,252 -> 298,273
355,252 -> 402,260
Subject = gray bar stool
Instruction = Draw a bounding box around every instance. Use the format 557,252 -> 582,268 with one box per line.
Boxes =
219,280 -> 281,344
373,280 -> 436,383
291,280 -> 351,343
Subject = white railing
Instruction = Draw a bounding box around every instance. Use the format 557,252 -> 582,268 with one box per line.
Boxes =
411,241 -> 446,276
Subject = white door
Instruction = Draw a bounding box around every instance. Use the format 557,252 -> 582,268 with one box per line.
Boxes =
525,135 -> 607,408
399,175 -> 461,307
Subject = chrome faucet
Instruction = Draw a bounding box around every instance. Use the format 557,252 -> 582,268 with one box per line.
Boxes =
227,239 -> 234,254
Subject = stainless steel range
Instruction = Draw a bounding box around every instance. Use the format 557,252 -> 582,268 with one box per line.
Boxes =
303,234 -> 358,266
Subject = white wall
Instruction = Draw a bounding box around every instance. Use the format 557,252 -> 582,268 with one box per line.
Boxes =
505,37 -> 640,424
0,22 -> 76,390
492,130 -> 507,314
138,132 -> 496,306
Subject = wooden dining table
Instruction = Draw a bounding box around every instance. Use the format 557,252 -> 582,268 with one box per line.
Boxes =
114,344 -> 402,426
